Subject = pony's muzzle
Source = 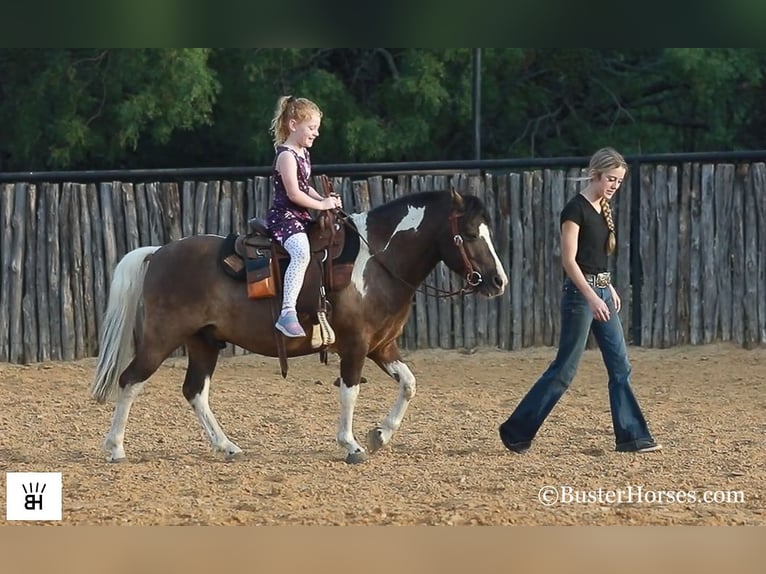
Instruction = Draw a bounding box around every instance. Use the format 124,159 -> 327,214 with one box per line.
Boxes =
482,273 -> 507,297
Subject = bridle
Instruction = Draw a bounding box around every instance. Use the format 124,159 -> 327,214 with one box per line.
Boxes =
447,211 -> 484,292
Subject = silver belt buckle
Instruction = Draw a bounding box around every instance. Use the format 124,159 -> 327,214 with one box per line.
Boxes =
595,272 -> 610,288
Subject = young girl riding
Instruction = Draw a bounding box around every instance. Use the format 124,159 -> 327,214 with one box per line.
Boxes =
266,96 -> 342,338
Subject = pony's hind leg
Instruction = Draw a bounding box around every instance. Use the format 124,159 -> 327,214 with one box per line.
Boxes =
102,351 -> 165,462
366,346 -> 417,454
183,335 -> 242,461
103,381 -> 145,462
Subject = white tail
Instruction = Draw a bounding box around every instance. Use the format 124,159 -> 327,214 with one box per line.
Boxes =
90,246 -> 162,403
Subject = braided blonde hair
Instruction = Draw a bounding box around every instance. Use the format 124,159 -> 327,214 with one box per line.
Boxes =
269,95 -> 323,146
588,147 -> 627,255
601,198 -> 616,255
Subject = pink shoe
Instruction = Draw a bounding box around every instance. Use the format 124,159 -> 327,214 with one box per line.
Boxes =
275,310 -> 306,338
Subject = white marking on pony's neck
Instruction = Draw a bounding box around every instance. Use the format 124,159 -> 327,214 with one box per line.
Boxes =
348,206 -> 427,299
382,205 -> 425,251
350,213 -> 371,298
479,223 -> 508,288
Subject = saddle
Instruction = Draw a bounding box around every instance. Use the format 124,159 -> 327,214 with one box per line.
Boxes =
243,209 -> 353,294
219,207 -> 359,377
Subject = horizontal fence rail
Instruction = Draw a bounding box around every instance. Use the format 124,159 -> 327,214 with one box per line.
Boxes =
0,162 -> 764,364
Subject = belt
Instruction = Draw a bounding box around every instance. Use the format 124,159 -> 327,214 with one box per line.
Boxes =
584,272 -> 611,288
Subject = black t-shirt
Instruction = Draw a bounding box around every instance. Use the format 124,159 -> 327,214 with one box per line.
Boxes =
559,193 -> 609,274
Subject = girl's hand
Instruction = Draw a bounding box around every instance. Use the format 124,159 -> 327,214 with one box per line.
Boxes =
321,196 -> 342,210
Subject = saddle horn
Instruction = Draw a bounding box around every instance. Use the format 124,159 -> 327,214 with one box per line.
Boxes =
451,189 -> 465,210
319,174 -> 335,198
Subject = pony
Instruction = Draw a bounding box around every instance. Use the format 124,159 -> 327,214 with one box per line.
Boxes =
90,190 -> 508,463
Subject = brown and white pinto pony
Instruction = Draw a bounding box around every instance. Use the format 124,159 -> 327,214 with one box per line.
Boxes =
90,190 -> 508,463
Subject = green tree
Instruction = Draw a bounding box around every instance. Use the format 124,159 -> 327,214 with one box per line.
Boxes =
0,49 -> 219,170
166,49 -> 477,166
480,48 -> 766,158
2,49 -> 764,172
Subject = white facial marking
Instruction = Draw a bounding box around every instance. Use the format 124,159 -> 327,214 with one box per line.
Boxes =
382,205 -> 425,251
478,223 -> 508,289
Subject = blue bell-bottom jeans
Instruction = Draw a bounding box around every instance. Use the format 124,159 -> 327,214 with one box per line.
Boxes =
501,278 -> 653,450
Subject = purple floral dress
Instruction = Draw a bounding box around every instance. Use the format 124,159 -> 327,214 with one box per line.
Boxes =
266,146 -> 314,245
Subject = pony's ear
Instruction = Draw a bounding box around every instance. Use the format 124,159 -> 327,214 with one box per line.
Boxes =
451,189 -> 465,210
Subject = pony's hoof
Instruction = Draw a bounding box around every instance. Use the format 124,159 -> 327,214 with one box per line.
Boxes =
214,442 -> 243,461
366,427 -> 386,453
106,455 -> 126,463
224,450 -> 244,462
345,450 -> 369,464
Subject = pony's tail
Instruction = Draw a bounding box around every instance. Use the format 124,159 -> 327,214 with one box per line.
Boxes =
90,246 -> 162,404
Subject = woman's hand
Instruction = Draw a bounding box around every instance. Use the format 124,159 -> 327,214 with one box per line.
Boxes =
588,293 -> 611,322
609,284 -> 621,312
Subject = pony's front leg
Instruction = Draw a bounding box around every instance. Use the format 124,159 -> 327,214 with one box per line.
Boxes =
366,357 -> 416,454
336,351 -> 369,464
337,381 -> 367,464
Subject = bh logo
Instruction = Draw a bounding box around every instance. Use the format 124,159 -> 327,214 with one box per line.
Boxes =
6,472 -> 62,521
23,481 -> 46,510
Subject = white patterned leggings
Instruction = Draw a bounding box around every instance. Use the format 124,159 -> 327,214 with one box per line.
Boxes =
281,232 -> 311,313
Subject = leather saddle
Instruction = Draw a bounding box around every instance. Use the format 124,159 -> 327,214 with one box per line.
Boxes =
231,209 -> 355,302
219,209 -> 359,374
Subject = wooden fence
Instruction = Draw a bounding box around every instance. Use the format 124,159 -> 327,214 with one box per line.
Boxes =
0,162 -> 764,364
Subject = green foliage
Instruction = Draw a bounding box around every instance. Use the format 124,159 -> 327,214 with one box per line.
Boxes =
0,49 -> 218,170
1,48 -> 764,172
662,48 -> 764,149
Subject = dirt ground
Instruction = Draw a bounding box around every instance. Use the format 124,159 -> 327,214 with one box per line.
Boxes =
0,343 -> 764,525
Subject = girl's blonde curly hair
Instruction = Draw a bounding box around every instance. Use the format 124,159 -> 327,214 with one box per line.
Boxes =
269,95 -> 323,146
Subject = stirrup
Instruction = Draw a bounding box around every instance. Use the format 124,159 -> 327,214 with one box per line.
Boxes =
317,310 -> 336,345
